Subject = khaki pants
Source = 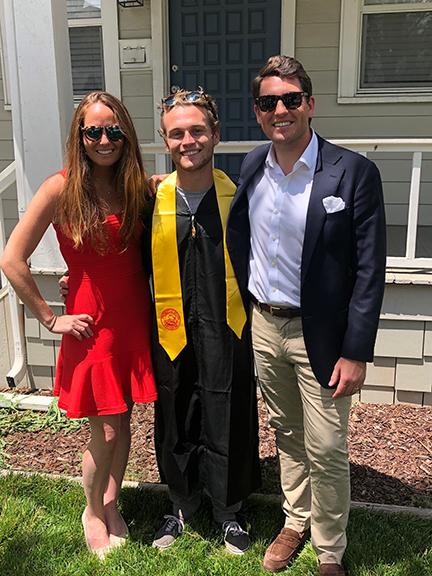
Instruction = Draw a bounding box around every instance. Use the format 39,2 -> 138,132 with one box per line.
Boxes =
251,305 -> 351,564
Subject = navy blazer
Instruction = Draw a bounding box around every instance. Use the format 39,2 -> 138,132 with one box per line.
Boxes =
227,135 -> 386,387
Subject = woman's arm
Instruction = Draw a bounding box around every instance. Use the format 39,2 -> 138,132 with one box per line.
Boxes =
0,174 -> 93,340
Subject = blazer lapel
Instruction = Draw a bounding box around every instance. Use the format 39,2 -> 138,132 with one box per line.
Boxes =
301,139 -> 345,284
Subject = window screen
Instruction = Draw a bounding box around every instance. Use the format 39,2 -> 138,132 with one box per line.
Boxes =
69,26 -> 105,95
360,10 -> 432,88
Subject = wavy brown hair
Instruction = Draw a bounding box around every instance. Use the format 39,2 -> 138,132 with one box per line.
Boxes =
55,91 -> 151,251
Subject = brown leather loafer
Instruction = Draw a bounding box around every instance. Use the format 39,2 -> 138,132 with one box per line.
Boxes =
262,527 -> 310,572
319,563 -> 347,576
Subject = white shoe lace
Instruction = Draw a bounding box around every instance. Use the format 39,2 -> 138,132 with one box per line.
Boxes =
223,521 -> 245,537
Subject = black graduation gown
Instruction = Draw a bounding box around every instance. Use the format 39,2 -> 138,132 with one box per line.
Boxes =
152,186 -> 261,507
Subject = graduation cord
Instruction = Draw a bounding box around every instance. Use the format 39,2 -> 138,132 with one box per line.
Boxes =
189,212 -> 200,332
190,214 -> 196,239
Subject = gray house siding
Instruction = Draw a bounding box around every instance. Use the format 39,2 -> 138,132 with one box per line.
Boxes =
296,0 -> 431,139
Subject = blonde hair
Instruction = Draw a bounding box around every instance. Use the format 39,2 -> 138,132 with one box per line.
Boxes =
55,91 -> 151,251
159,88 -> 219,135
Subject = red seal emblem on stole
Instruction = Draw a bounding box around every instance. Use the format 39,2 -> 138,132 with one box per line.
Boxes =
160,308 -> 181,331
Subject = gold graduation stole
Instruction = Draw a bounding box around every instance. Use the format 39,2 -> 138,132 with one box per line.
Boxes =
152,169 -> 246,360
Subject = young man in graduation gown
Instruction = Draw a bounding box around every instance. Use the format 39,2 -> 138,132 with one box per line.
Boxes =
150,89 -> 260,554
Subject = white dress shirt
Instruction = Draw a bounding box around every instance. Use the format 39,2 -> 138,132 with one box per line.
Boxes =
247,131 -> 318,308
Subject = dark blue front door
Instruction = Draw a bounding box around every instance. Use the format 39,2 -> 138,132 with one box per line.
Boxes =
168,0 -> 281,179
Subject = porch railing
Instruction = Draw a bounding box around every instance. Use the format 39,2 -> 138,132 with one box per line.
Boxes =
0,159 -> 26,388
141,138 -> 432,270
0,160 -> 16,287
1,138 -> 432,271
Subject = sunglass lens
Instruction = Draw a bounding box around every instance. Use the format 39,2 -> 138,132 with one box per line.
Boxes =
163,95 -> 176,107
184,91 -> 202,103
106,126 -> 124,141
282,92 -> 303,109
257,95 -> 277,112
84,126 -> 103,141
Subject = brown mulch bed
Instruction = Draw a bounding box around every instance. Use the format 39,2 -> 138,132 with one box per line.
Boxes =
2,397 -> 431,508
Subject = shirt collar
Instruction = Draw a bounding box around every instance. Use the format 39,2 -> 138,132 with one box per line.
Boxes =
265,129 -> 318,176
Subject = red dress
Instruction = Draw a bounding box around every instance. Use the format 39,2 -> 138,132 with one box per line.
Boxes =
53,214 -> 157,418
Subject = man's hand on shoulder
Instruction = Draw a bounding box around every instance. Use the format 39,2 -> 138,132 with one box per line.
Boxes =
328,357 -> 366,399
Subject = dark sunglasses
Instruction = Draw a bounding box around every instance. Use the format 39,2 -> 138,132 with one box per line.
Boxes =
255,92 -> 309,112
161,87 -> 219,121
81,125 -> 125,142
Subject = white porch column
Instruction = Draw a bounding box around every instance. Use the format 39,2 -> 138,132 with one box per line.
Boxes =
3,0 -> 73,270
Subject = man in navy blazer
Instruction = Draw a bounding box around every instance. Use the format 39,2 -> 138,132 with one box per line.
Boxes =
227,56 -> 386,576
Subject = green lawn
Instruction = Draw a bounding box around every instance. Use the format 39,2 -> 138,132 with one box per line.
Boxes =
0,474 -> 430,576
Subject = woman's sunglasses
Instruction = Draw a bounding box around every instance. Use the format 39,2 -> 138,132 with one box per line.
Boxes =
255,92 -> 309,112
81,125 -> 125,142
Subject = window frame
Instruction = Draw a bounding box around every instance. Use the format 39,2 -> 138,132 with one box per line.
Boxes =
338,0 -> 432,103
0,1 -> 11,109
67,0 -> 120,103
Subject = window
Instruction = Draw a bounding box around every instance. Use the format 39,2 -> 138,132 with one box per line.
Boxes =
67,1 -> 104,98
67,0 -> 120,101
339,0 -> 432,102
0,2 -> 11,107
0,1 -> 119,109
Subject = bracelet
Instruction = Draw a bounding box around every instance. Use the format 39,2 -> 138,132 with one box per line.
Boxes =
46,315 -> 57,332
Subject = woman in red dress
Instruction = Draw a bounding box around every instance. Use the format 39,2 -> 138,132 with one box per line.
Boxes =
1,92 -> 157,559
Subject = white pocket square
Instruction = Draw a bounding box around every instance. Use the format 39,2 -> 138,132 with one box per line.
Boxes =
322,196 -> 345,214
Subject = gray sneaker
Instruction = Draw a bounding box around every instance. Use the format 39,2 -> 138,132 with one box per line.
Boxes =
222,520 -> 250,554
152,515 -> 184,550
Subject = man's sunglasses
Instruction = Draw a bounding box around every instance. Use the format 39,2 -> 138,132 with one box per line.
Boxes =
255,92 -> 309,112
161,87 -> 219,121
81,125 -> 125,142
